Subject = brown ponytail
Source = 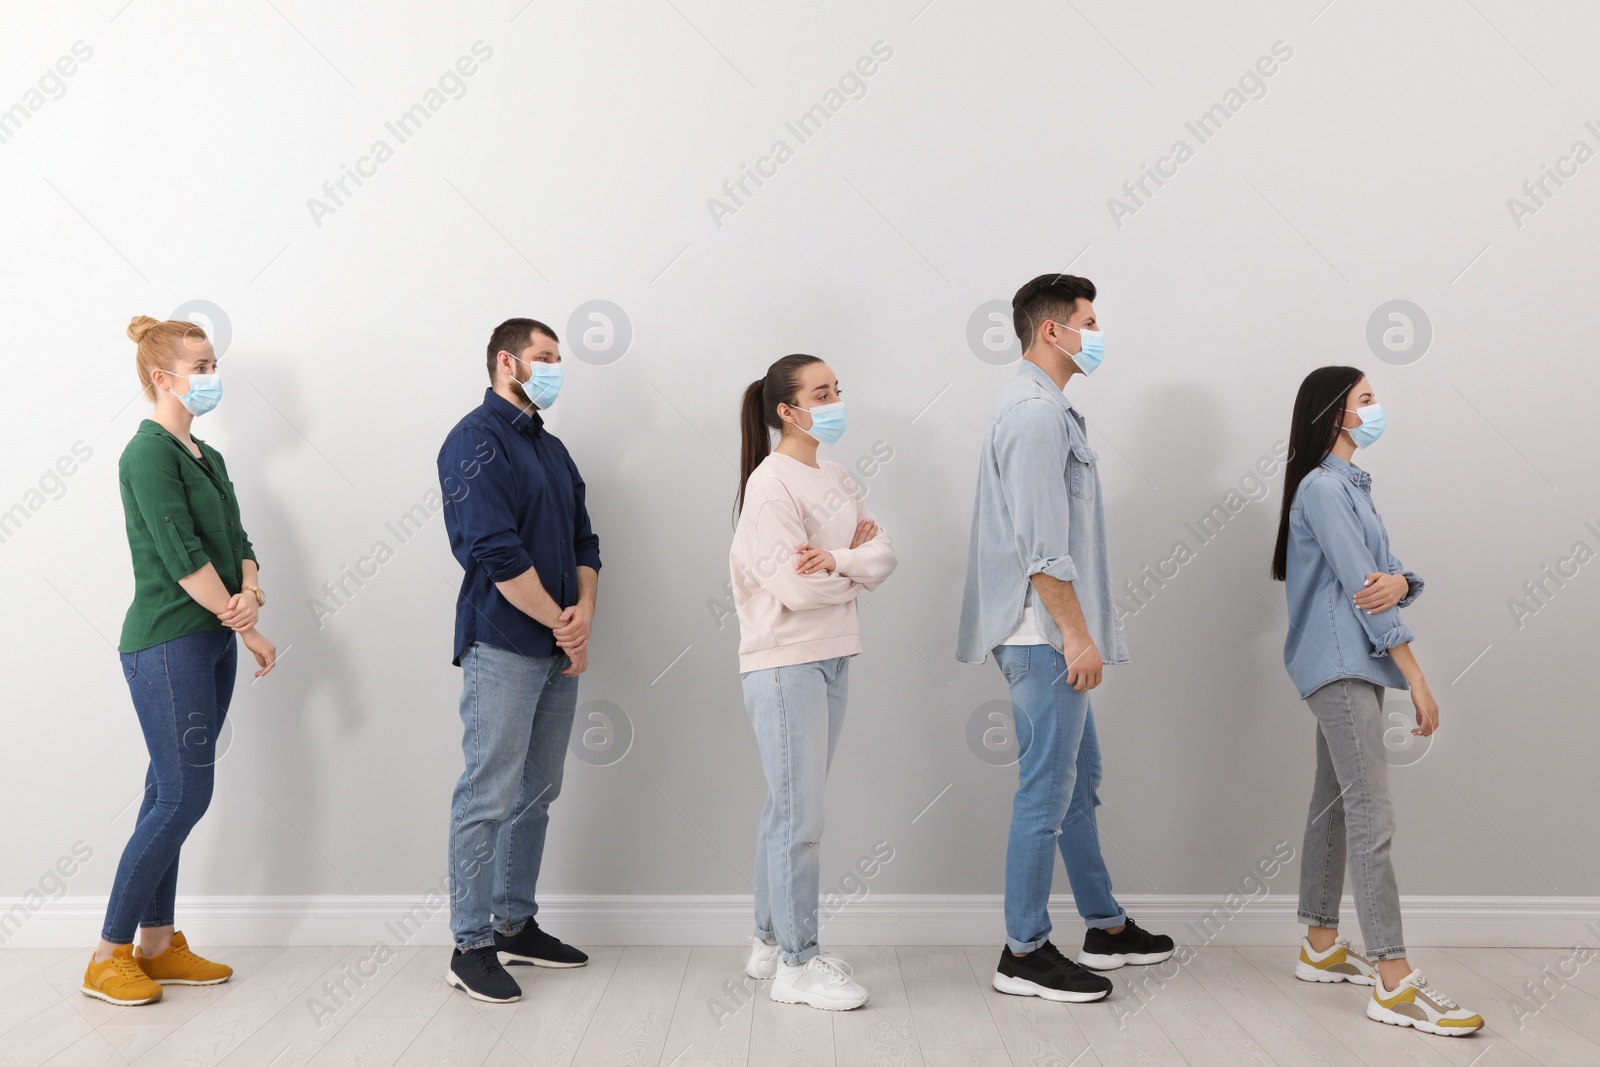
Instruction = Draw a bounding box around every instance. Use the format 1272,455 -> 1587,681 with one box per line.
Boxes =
735,353 -> 822,521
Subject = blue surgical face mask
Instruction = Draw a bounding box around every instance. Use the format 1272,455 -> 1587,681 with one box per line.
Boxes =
793,400 -> 846,445
1052,322 -> 1105,375
1343,403 -> 1385,447
514,356 -> 563,409
161,369 -> 223,416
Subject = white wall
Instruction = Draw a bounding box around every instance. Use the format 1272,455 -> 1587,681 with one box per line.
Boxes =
3,0 -> 1597,938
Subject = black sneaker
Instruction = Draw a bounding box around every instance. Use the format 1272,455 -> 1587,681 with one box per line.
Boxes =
1078,918 -> 1175,970
494,919 -> 589,968
446,946 -> 522,1003
992,940 -> 1112,1003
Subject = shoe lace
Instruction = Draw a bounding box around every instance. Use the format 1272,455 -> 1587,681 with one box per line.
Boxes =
810,955 -> 854,984
1033,942 -> 1076,970
1411,972 -> 1459,1010
112,954 -> 147,981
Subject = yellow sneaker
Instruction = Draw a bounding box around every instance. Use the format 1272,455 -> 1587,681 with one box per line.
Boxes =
82,945 -> 163,1005
1295,937 -> 1377,985
134,931 -> 233,986
1368,970 -> 1485,1036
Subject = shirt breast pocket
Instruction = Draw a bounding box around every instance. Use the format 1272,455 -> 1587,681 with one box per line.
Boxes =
187,478 -> 229,532
1068,444 -> 1098,502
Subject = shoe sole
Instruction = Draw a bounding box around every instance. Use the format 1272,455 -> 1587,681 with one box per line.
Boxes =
1295,961 -> 1376,986
745,966 -> 777,980
992,972 -> 1110,1003
1366,999 -> 1483,1036
495,951 -> 587,969
445,967 -> 522,1003
1078,950 -> 1175,971
769,986 -> 867,1010
80,985 -> 161,1006
151,976 -> 232,986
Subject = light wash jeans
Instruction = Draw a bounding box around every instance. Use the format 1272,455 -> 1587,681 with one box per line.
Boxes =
448,641 -> 579,952
995,644 -> 1126,953
1299,677 -> 1406,959
742,656 -> 850,965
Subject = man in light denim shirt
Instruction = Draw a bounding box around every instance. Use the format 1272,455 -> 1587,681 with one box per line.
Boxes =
959,274 -> 1173,1005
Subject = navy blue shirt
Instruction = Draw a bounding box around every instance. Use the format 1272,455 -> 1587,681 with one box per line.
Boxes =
438,389 -> 601,666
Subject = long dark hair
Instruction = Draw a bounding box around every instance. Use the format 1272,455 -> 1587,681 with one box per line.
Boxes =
735,353 -> 822,520
1271,365 -> 1365,581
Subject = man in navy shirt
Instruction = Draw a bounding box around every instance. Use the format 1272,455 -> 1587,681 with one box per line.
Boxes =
436,317 -> 600,1003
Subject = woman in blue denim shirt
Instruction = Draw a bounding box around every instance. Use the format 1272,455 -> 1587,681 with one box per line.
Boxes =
1270,367 -> 1483,1037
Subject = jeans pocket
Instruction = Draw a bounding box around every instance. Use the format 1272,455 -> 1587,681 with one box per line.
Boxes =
997,646 -> 1031,683
120,653 -> 137,683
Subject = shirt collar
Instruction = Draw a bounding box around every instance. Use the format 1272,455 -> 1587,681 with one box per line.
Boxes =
1320,451 -> 1370,490
1017,359 -> 1079,414
483,387 -> 543,437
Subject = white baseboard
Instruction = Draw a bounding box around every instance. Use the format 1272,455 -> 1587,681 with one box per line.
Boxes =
4,894 -> 1597,949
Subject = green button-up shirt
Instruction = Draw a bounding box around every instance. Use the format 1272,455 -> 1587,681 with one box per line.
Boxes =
118,419 -> 257,653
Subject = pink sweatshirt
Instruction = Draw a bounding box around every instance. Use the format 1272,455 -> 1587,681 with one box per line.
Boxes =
730,453 -> 898,672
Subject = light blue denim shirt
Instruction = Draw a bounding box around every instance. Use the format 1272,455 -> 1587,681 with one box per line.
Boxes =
1283,453 -> 1423,698
958,360 -> 1129,666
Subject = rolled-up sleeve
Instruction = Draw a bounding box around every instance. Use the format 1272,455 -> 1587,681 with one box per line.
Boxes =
1301,479 -> 1414,657
439,429 -> 536,583
1386,546 -> 1422,607
565,450 -> 601,573
994,399 -> 1077,583
122,447 -> 210,582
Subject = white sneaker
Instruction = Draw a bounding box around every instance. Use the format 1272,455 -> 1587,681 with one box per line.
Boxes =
1294,937 -> 1377,985
769,953 -> 868,1011
745,937 -> 780,980
1368,970 -> 1485,1036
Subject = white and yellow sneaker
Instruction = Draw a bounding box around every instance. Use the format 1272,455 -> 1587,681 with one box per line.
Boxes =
1295,937 -> 1377,985
1368,970 -> 1485,1036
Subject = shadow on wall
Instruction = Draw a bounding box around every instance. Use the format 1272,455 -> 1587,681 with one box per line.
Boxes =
204,362 -> 365,897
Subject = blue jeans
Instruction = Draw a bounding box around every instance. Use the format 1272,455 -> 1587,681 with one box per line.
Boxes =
995,643 -> 1126,953
449,641 -> 579,951
103,629 -> 237,944
742,656 -> 849,965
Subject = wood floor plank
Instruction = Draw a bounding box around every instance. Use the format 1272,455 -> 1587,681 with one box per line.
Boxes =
217,946 -> 421,1067
356,950 -> 454,1021
1418,948 -> 1599,1065
898,947 -> 1004,1052
1179,947 -> 1343,1067
1450,946 -> 1600,1042
0,999 -> 95,1067
1169,1037 -> 1276,1067
392,995 -> 501,1067
302,1017 -> 429,1067
0,950 -> 74,997
127,945 -> 347,1067
835,947 -> 921,1067
1121,954 -> 1246,1043
660,945 -> 755,1063
39,1028 -> 129,1067
749,988 -> 834,1067
599,948 -> 691,1012
495,945 -> 621,1067
569,1008 -> 671,1066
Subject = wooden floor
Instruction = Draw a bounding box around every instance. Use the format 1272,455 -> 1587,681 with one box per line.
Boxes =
0,943 -> 1589,1066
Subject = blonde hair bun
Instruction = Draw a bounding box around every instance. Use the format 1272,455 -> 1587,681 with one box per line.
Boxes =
127,315 -> 161,343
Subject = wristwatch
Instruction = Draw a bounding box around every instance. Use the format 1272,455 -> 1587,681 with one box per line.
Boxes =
243,584 -> 265,607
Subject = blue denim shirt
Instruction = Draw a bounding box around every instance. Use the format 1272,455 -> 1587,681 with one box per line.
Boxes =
438,389 -> 601,666
1283,453 -> 1422,698
958,360 -> 1129,665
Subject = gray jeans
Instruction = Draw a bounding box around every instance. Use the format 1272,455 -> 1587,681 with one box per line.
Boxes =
1298,677 -> 1406,959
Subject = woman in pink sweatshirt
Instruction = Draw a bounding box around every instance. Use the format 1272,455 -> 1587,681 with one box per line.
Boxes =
729,354 -> 897,1012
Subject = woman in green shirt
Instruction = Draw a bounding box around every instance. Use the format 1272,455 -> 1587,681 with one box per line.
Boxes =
83,316 -> 279,1007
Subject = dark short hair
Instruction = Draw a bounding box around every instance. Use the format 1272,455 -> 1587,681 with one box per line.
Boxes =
485,318 -> 559,383
1012,274 -> 1096,353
